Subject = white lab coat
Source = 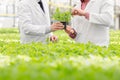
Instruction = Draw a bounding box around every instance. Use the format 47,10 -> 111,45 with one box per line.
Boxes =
18,0 -> 52,44
72,0 -> 114,47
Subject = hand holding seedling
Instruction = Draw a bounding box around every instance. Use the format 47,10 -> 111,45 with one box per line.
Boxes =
51,22 -> 64,31
65,26 -> 77,39
52,8 -> 71,30
65,26 -> 74,34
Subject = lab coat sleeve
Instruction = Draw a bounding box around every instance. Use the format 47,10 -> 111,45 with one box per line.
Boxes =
49,32 -> 53,37
18,3 -> 51,36
89,0 -> 114,26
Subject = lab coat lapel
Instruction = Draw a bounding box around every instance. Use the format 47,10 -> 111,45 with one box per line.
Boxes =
40,0 -> 47,17
42,0 -> 49,19
33,0 -> 47,18
85,0 -> 96,11
42,0 -> 51,25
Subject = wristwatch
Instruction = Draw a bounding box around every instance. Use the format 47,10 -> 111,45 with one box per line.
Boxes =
69,28 -> 77,39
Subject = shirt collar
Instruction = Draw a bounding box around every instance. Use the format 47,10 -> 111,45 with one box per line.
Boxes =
37,0 -> 40,2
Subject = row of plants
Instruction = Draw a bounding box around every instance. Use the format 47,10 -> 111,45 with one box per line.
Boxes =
0,28 -> 120,80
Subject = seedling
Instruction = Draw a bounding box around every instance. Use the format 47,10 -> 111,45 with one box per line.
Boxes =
52,8 -> 71,29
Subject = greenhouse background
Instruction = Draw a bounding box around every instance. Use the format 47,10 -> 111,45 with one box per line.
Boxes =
0,0 -> 120,29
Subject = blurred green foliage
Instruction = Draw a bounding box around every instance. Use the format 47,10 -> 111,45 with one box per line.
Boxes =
0,28 -> 120,80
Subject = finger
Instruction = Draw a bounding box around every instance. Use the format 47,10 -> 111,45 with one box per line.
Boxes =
52,22 -> 61,26
52,36 -> 57,42
70,29 -> 74,34
52,26 -> 64,31
53,24 -> 63,28
65,27 -> 71,33
54,27 -> 64,30
72,9 -> 77,14
74,10 -> 78,14
56,24 -> 63,27
71,11 -> 75,15
71,10 -> 75,15
55,25 -> 64,29
55,23 -> 64,27
65,30 -> 70,34
52,24 -> 64,31
55,22 -> 63,25
66,26 -> 72,31
54,36 -> 58,41
51,37 -> 55,41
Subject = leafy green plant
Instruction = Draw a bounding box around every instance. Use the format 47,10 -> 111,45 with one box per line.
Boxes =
52,8 -> 71,22
0,28 -> 120,80
52,8 -> 71,29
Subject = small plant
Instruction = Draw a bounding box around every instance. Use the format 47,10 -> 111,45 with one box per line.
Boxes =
52,8 -> 71,29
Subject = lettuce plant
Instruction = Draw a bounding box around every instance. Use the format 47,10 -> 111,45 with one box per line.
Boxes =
52,8 -> 71,22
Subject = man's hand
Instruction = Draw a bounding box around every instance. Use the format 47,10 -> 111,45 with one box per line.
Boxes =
51,22 -> 64,32
50,35 -> 58,42
72,8 -> 86,16
65,26 -> 77,39
65,26 -> 74,34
